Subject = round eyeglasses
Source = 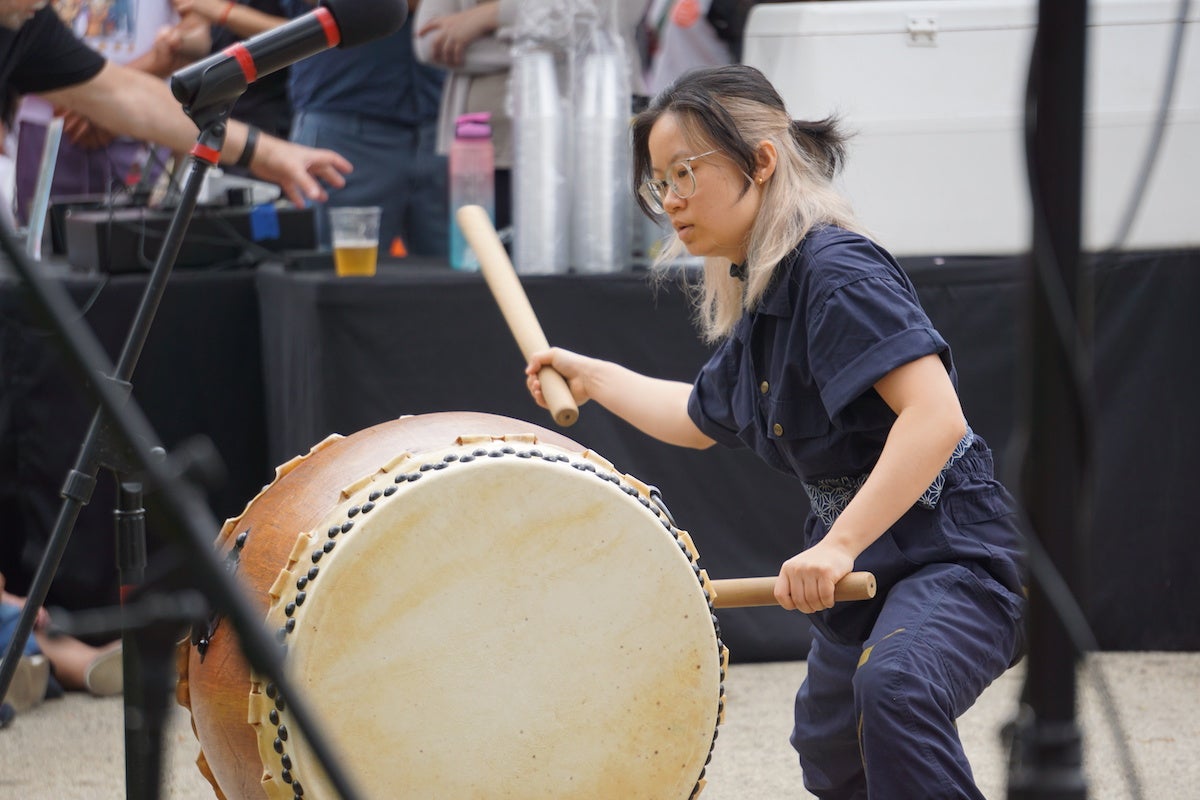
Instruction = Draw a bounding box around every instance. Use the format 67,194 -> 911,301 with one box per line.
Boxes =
638,149 -> 721,215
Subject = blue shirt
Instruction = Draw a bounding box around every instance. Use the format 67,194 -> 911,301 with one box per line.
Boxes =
688,225 -> 954,482
282,5 -> 444,126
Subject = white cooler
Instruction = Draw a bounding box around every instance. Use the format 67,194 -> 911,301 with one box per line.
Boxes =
742,0 -> 1199,257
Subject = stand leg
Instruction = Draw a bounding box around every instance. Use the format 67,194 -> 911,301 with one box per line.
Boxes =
116,479 -> 153,800
0,120 -> 214,707
0,111 -> 366,799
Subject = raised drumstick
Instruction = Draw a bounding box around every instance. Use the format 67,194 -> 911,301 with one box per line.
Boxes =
456,204 -> 578,427
710,572 -> 877,608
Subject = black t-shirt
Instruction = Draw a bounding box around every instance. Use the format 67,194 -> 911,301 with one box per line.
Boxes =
1,7 -> 106,123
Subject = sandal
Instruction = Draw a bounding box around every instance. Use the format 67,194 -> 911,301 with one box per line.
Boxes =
84,645 -> 123,697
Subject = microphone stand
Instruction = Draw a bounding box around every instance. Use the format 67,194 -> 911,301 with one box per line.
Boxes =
1007,1 -> 1089,798
0,105 -> 365,800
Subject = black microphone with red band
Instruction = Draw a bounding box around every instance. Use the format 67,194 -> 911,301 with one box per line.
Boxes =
171,0 -> 408,116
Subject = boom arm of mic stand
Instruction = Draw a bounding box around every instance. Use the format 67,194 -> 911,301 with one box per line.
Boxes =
0,113 -> 367,800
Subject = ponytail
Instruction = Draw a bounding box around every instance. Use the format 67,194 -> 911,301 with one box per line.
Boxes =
790,118 -> 849,181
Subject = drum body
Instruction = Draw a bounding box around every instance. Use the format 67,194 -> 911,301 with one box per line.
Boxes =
178,412 -> 726,800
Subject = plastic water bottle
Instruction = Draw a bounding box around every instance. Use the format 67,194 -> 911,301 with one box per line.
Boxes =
449,112 -> 495,271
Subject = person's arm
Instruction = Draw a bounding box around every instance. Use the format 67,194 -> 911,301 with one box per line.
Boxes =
57,14 -> 214,149
774,353 -> 968,613
415,0 -> 510,73
124,13 -> 212,77
525,347 -> 715,449
174,0 -> 286,38
39,61 -> 350,205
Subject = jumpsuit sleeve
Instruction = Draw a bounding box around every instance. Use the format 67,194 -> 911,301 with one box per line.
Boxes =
804,242 -> 951,420
687,336 -> 749,449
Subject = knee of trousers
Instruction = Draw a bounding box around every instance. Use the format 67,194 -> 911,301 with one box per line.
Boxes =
791,688 -> 861,766
851,646 -> 953,736
791,717 -> 860,764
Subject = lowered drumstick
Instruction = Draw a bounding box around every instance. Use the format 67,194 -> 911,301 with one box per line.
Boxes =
457,205 -> 578,428
710,572 -> 876,608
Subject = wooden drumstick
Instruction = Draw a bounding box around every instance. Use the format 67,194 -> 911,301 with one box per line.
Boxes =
456,204 -> 579,428
710,571 -> 876,609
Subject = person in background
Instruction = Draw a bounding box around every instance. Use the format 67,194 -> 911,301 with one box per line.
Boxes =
155,0 -> 293,147
1,569 -> 122,726
1,1 -> 350,209
523,65 -> 1027,799
414,0 -> 651,235
640,0 -> 732,96
284,0 -> 448,257
11,0 -> 177,222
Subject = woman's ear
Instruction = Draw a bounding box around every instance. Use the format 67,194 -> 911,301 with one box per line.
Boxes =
755,140 -> 778,184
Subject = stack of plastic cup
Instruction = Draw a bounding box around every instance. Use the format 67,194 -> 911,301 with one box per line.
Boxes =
511,47 -> 569,275
571,33 -> 631,274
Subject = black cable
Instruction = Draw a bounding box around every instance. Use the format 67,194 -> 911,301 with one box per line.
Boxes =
91,141 -> 287,271
1104,0 -> 1192,253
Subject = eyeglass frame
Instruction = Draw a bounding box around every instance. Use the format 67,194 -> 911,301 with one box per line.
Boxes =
638,149 -> 722,214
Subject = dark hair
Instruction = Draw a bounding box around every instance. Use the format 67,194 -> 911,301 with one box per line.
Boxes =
631,64 -> 865,340
631,64 -> 848,218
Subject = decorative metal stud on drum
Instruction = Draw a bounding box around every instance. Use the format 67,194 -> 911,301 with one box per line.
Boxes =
177,412 -> 730,800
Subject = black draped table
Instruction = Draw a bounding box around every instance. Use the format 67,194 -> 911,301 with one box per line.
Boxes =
256,250 -> 1200,657
4,250 -> 1197,657
0,264 -> 268,615
256,261 -> 814,660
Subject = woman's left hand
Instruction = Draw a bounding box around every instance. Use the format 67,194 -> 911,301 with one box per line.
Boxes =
774,539 -> 856,614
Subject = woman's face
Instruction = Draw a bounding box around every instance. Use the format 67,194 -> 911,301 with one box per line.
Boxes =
645,112 -> 761,264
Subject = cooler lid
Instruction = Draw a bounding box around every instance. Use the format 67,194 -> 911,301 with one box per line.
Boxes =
744,0 -> 1196,39
744,0 -> 1038,38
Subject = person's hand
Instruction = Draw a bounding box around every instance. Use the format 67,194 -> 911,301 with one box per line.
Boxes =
774,538 -> 856,614
247,134 -> 352,206
156,21 -> 210,62
525,347 -> 593,409
417,4 -> 497,68
1,590 -> 52,632
148,25 -> 180,69
58,108 -> 116,150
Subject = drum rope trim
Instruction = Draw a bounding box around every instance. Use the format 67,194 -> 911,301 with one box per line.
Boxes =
248,437 -> 729,800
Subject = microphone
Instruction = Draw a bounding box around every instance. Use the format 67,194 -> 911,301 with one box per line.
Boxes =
171,0 -> 408,115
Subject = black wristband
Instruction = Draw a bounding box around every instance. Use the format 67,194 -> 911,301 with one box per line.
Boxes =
236,125 -> 259,168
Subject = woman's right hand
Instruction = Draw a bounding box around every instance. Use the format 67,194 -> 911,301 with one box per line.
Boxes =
525,347 -> 594,409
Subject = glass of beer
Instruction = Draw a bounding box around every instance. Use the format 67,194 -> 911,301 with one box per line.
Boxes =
329,206 -> 381,277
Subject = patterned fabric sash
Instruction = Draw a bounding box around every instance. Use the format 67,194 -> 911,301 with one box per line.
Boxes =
802,427 -> 976,527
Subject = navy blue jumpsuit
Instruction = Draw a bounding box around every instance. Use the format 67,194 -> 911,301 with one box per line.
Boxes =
687,226 -> 1027,799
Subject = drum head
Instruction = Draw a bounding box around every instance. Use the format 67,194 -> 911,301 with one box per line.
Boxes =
252,440 -> 723,799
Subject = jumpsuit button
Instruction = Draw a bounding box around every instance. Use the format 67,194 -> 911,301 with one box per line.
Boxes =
773,423 -> 784,436
759,381 -> 769,394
